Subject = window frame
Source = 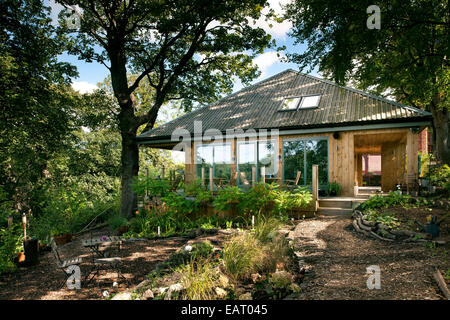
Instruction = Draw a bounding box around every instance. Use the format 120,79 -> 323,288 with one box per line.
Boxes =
278,94 -> 321,112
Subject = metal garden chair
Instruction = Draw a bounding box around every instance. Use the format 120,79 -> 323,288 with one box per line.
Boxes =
50,239 -> 83,289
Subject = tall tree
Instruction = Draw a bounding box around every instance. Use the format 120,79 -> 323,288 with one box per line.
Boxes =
285,0 -> 450,164
56,0 -> 275,218
0,0 -> 78,211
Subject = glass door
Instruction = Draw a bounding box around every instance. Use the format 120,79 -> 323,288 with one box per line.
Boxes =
283,137 -> 328,187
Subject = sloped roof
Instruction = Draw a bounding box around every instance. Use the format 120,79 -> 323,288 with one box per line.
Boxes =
137,69 -> 431,142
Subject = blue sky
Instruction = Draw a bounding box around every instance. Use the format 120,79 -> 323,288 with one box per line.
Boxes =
52,0 -> 319,94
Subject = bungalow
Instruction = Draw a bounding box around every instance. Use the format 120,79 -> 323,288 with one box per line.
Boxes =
137,69 -> 432,197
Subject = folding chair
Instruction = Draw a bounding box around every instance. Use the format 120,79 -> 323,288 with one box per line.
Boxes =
50,239 -> 83,289
284,171 -> 302,191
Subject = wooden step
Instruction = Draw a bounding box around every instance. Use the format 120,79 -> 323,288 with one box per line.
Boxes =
317,207 -> 353,216
318,199 -> 353,209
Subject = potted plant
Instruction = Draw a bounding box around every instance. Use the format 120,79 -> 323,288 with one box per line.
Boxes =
108,215 -> 128,236
327,181 -> 342,196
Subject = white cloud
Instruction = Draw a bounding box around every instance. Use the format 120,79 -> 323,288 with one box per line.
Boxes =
72,81 -> 98,94
250,0 -> 293,39
253,51 -> 286,76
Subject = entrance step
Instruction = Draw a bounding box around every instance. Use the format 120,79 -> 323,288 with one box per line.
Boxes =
317,207 -> 353,216
317,197 -> 367,216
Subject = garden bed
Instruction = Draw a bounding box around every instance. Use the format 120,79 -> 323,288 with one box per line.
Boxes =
118,219 -> 304,301
353,193 -> 450,243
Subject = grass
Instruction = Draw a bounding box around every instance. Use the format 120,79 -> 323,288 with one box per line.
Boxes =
222,232 -> 265,281
178,258 -> 218,300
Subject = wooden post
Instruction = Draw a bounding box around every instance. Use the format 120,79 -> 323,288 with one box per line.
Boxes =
22,213 -> 27,240
201,167 -> 205,186
161,167 -> 165,179
209,167 -> 214,192
145,168 -> 149,199
312,165 -> 319,212
261,166 -> 266,183
252,166 -> 256,186
406,130 -> 418,184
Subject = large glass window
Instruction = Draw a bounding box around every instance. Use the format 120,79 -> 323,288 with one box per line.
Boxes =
237,140 -> 277,185
196,143 -> 231,179
283,138 -> 328,186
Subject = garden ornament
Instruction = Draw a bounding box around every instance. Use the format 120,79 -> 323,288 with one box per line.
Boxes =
414,216 -> 440,238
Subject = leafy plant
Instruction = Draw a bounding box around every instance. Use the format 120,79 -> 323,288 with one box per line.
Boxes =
365,210 -> 400,230
327,181 -> 341,196
107,215 -> 127,230
213,186 -> 243,214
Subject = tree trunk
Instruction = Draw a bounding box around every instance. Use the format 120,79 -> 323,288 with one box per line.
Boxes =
430,103 -> 450,165
119,125 -> 139,219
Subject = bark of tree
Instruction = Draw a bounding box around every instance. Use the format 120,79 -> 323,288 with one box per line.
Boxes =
430,94 -> 450,165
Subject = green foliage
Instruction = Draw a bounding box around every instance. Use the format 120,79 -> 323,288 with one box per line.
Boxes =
429,164 -> 450,192
213,186 -> 244,214
30,185 -> 120,240
365,210 -> 401,230
0,208 -> 24,275
178,258 -> 218,300
108,215 -> 127,230
327,181 -> 342,196
361,192 -> 411,211
223,232 -> 265,281
166,241 -> 215,269
252,216 -> 282,244
240,183 -> 278,216
272,186 -> 313,217
132,176 -> 171,198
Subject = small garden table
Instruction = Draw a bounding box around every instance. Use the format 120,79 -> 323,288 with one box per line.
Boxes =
81,236 -> 123,258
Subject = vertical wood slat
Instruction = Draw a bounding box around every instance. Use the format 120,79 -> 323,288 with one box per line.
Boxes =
209,167 -> 214,192
406,130 -> 418,181
252,166 -> 256,186
312,165 -> 319,212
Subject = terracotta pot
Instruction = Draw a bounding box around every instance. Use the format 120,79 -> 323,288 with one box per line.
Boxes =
17,252 -> 26,263
54,233 -> 72,245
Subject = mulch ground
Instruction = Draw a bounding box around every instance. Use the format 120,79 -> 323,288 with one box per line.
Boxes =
292,215 -> 450,300
0,228 -> 226,300
1,216 -> 449,300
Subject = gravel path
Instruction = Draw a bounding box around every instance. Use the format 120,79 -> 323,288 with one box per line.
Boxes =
291,216 -> 449,300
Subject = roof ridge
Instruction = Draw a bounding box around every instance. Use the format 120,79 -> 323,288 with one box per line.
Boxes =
294,71 -> 431,116
138,69 -> 298,138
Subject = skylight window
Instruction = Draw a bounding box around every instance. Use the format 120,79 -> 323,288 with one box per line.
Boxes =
299,95 -> 321,109
279,97 -> 301,110
279,95 -> 321,111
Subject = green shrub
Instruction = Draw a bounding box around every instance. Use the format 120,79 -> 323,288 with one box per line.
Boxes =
179,258 -> 218,300
108,215 -> 127,230
252,216 -> 282,243
327,181 -> 342,196
29,185 -> 120,240
365,210 -> 400,229
132,176 -> 171,197
213,186 -> 243,214
223,232 -> 265,281
361,192 -> 411,211
0,211 -> 23,275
